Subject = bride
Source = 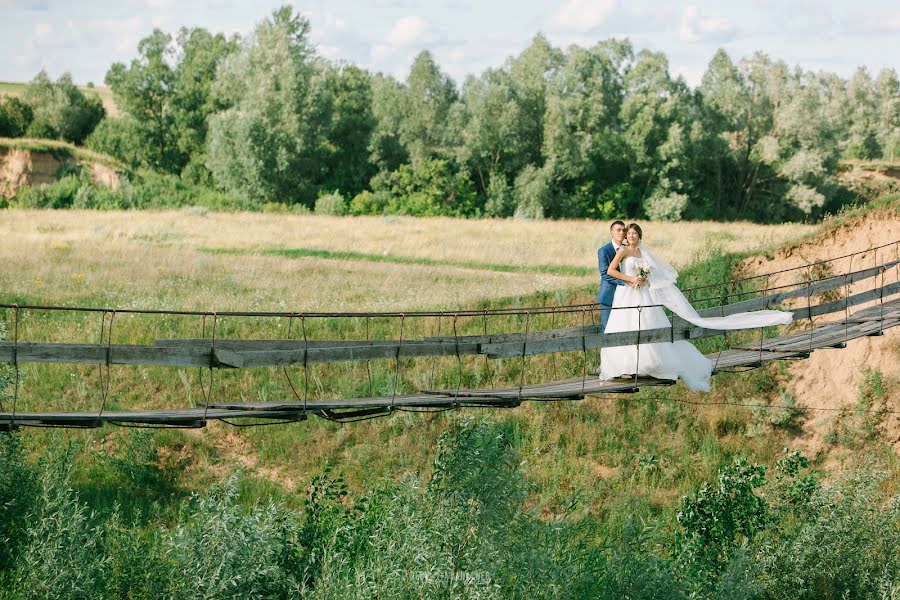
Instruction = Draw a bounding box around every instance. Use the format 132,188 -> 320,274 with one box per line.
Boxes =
599,223 -> 793,392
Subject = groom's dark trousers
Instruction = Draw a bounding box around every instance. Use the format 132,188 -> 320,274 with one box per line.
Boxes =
597,242 -> 624,333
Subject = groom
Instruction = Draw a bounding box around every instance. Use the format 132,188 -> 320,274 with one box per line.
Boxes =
597,220 -> 627,333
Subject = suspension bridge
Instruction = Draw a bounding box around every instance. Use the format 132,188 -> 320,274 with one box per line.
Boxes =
1,241 -> 898,430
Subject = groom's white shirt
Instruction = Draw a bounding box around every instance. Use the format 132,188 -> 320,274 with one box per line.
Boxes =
610,239 -> 622,251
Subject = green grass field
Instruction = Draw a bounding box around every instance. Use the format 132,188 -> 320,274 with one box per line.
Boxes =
1,198 -> 898,597
1,201 -> 895,502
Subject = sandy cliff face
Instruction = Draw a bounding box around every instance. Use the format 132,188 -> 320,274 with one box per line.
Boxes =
742,202 -> 900,458
0,147 -> 120,199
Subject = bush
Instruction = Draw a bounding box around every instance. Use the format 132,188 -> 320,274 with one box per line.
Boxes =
162,476 -> 303,598
314,191 -> 347,216
11,461 -> 111,598
754,471 -> 900,599
349,189 -> 390,215
85,117 -> 147,169
484,172 -> 514,217
0,433 -> 39,576
381,159 -> 479,217
15,174 -> 83,209
677,459 -> 769,572
645,189 -> 688,221
310,418 -> 602,599
592,182 -> 641,220
23,70 -> 105,144
513,165 -> 548,219
0,96 -> 33,137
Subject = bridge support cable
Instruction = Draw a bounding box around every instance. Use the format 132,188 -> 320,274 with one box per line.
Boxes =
517,311 -> 530,404
95,309 -> 115,427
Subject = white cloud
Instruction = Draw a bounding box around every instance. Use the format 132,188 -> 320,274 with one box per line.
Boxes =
22,16 -> 146,72
318,44 -> 340,59
679,5 -> 737,43
850,10 -> 900,35
33,22 -> 53,42
549,0 -> 617,33
372,15 -> 438,60
386,15 -> 434,47
672,63 -> 704,88
143,0 -> 175,9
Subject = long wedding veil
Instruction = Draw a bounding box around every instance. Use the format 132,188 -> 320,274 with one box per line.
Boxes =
640,245 -> 793,330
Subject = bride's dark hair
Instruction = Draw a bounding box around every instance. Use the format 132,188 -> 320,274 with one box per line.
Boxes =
626,223 -> 642,240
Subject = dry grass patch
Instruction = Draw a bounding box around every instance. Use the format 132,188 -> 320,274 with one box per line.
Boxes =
0,231 -> 586,312
0,210 -> 814,312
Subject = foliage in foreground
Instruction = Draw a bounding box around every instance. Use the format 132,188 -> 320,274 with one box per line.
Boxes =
0,418 -> 897,599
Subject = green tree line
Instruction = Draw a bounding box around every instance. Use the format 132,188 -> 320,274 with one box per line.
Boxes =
2,5 -> 899,222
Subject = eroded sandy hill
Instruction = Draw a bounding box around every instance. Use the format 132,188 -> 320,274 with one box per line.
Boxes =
742,199 -> 900,459
0,146 -> 120,199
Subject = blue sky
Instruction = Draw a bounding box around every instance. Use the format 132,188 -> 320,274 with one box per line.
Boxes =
2,0 -> 899,87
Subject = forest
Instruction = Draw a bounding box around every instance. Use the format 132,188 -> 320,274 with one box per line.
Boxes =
1,5 -> 898,222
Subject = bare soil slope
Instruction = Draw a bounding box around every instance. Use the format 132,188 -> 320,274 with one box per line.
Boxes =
742,198 -> 900,459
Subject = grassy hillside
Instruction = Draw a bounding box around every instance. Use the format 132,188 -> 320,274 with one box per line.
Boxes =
0,197 -> 897,597
0,136 -> 126,171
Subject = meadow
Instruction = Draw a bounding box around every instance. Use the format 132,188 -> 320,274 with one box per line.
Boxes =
0,209 -> 814,312
1,205 -> 897,598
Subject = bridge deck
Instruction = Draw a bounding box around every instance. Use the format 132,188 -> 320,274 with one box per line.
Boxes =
2,296 -> 896,429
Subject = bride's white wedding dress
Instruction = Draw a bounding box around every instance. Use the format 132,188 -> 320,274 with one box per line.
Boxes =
600,248 -> 793,392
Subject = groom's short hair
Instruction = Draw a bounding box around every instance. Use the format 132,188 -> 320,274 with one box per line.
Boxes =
610,220 -> 626,230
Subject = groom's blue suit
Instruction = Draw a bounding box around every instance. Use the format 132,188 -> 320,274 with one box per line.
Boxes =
597,241 -> 625,333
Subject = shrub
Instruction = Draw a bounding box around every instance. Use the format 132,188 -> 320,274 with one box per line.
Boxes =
0,96 -> 33,137
0,433 -> 39,576
15,174 -> 82,209
381,159 -> 479,217
310,418 -> 604,599
645,189 -> 689,221
513,164 -> 548,219
314,191 -> 348,216
85,117 -> 147,169
162,475 -> 303,598
593,181 -> 641,220
677,459 -> 769,572
349,189 -> 390,215
11,461 -> 111,598
484,172 -> 514,217
23,70 -> 105,144
754,471 -> 900,600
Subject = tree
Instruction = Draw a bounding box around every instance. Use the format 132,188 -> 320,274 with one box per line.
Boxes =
874,68 -> 900,161
619,50 -> 691,214
206,6 -> 332,205
23,71 -> 104,144
541,40 -> 633,217
399,51 -> 458,165
105,31 -> 179,170
507,34 -> 564,171
456,70 -> 527,195
170,27 -> 240,183
104,27 -> 237,176
369,74 -> 410,175
321,64 -> 377,198
0,96 -> 33,138
842,67 -> 880,159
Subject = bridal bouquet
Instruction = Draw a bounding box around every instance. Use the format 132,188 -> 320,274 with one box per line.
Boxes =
633,261 -> 653,288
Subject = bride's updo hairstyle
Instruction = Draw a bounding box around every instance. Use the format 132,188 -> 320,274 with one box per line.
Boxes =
626,223 -> 642,242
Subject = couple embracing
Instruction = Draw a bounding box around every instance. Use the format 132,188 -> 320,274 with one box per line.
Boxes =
596,220 -> 793,392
